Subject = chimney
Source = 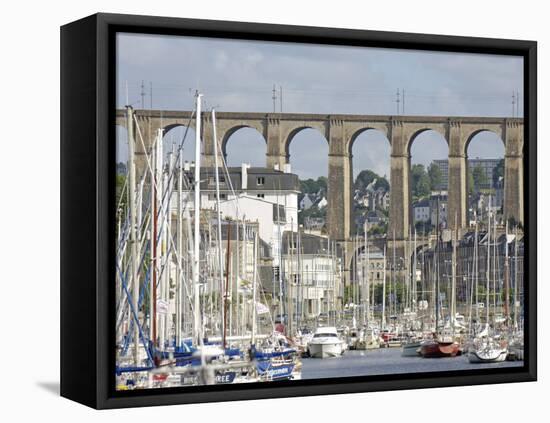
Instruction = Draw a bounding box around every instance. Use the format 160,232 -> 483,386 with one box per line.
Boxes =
241,163 -> 248,190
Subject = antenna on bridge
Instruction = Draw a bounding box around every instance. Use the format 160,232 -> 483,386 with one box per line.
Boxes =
140,80 -> 146,109
280,85 -> 283,113
150,82 -> 153,110
396,89 -> 401,115
512,91 -> 516,117
272,84 -> 277,113
402,89 -> 405,115
125,81 -> 129,106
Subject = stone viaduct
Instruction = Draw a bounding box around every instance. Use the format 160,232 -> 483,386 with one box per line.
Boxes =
116,109 -> 524,246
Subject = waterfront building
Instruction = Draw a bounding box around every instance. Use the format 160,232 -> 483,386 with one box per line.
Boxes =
178,164 -> 299,268
281,232 -> 344,319
413,199 -> 431,223
358,247 -> 386,287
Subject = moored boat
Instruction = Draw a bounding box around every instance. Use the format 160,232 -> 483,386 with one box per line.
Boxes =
307,327 -> 345,358
467,338 -> 507,363
401,339 -> 422,357
420,336 -> 460,358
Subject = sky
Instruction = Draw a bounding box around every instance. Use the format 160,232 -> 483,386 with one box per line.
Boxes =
116,33 -> 523,180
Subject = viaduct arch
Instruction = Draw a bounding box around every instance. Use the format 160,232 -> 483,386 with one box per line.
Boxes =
116,110 -> 524,243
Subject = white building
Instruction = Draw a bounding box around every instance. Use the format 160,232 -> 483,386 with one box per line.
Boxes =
281,232 -> 343,318
178,164 -> 300,268
413,199 -> 431,223
358,247 -> 386,287
316,196 -> 328,209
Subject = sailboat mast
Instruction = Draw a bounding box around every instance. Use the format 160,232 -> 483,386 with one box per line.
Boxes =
474,222 -> 479,321
211,109 -> 226,341
251,231 -> 258,345
192,92 -> 203,346
504,221 -> 510,325
413,228 -> 417,312
485,198 -> 491,325
392,230 -> 396,317
125,106 -> 140,365
176,146 -> 183,347
149,131 -> 157,345
513,225 -> 519,328
223,222 -> 231,349
364,222 -> 369,327
382,246 -> 387,330
435,197 -> 440,333
451,216 -> 457,335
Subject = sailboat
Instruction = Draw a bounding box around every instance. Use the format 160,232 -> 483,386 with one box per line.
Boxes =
467,200 -> 507,363
402,228 -> 425,357
420,202 -> 459,358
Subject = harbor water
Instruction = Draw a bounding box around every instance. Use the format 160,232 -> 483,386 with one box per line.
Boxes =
301,348 -> 523,380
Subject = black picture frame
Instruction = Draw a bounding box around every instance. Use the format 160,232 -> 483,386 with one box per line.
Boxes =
60,12 -> 537,409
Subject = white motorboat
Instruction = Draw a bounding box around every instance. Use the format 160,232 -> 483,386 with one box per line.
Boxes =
307,327 -> 345,358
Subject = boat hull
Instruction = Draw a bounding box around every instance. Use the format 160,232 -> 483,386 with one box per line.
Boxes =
402,342 -> 422,357
420,341 -> 459,358
308,342 -> 344,358
467,349 -> 507,363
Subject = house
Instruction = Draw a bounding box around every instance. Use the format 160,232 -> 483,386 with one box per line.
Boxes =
315,196 -> 328,209
363,210 -> 386,231
355,182 -> 389,212
299,193 -> 315,210
413,199 -> 430,223
177,164 -> 300,268
429,190 -> 448,227
357,246 -> 386,287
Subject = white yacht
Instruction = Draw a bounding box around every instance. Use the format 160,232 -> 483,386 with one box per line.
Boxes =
307,327 -> 345,358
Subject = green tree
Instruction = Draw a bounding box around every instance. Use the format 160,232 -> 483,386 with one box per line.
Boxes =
373,281 -> 406,306
354,169 -> 378,190
374,176 -> 390,192
300,176 -> 327,195
428,163 -> 444,190
411,164 -> 430,199
368,223 -> 387,236
492,158 -> 504,187
467,168 -> 475,195
472,165 -> 488,191
354,169 -> 390,193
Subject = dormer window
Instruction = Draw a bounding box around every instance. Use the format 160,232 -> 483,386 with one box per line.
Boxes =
257,177 -> 265,186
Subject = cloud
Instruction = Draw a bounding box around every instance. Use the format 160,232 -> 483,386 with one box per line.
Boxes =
117,33 -> 521,178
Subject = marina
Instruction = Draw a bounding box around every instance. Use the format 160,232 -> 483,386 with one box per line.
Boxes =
301,349 -> 523,380
114,92 -> 525,390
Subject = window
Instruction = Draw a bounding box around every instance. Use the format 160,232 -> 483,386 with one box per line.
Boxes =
257,193 -> 265,198
257,177 -> 265,186
208,176 -> 226,186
